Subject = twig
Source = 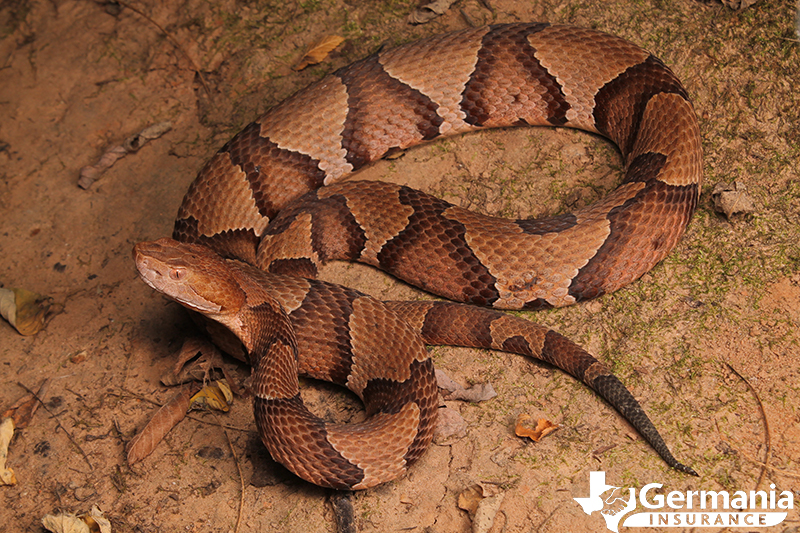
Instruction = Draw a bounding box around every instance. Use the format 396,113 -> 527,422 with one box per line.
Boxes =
738,450 -> 800,480
724,363 -> 771,490
215,413 -> 245,533
16,381 -> 93,472
115,0 -> 212,98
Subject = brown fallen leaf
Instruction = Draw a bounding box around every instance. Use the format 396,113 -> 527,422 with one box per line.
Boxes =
473,492 -> 505,533
457,482 -> 502,516
293,35 -> 345,71
514,413 -> 559,442
127,384 -> 199,465
160,337 -> 243,397
161,338 -> 225,386
0,287 -> 53,335
2,379 -> 49,428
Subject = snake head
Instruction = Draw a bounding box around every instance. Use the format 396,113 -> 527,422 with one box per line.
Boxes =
132,238 -> 246,320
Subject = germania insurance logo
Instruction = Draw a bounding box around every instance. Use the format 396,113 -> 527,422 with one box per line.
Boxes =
574,471 -> 794,532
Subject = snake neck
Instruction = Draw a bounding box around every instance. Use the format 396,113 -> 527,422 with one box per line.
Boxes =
241,302 -> 301,401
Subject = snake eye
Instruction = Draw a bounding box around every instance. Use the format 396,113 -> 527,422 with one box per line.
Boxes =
169,267 -> 186,281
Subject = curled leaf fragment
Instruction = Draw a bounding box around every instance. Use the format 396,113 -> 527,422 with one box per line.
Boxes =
435,368 -> 496,402
77,121 -> 172,189
457,482 -> 502,515
0,287 -> 52,335
293,35 -> 345,71
407,0 -> 457,24
0,417 -> 17,485
2,380 -> 49,428
81,506 -> 112,533
514,413 -> 558,442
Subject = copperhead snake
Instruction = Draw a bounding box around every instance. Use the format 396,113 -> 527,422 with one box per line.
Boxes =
134,23 -> 702,490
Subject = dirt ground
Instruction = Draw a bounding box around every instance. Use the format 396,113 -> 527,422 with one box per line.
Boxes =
1,0 -> 799,532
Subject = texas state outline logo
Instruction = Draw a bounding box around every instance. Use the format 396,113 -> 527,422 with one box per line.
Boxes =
573,471 -> 794,532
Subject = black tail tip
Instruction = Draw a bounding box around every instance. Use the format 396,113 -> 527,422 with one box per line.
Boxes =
674,462 -> 699,477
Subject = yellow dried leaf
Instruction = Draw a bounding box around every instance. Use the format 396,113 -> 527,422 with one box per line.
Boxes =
0,287 -> 52,335
190,380 -> 232,412
514,413 -> 559,442
293,35 -> 345,71
80,506 -> 112,533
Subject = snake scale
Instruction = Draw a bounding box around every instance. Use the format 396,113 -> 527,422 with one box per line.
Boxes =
134,23 -> 702,490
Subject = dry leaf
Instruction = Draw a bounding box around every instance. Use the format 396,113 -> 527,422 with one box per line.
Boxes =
127,385 -> 198,464
435,369 -> 496,402
161,338 -> 225,386
719,0 -> 760,9
458,484 -> 484,515
448,382 -> 496,402
0,287 -> 52,335
160,338 -> 242,395
2,380 -> 49,428
42,506 -> 111,533
432,407 -> 467,445
514,413 -> 559,442
711,181 -> 756,218
77,122 -> 172,189
41,512 -> 90,533
473,492 -> 504,533
457,483 -> 503,516
293,35 -> 345,71
190,380 -> 233,412
0,417 -> 17,485
80,506 -> 112,533
407,0 -> 457,24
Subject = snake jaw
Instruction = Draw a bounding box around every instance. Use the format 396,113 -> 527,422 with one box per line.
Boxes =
132,238 -> 246,319
134,251 -> 224,314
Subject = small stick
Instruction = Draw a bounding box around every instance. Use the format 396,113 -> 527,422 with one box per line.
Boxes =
738,451 -> 800,480
214,413 -> 245,533
115,0 -> 212,98
725,363 -> 771,490
16,382 -> 93,472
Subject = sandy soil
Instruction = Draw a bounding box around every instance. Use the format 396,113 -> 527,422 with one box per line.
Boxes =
1,0 -> 799,532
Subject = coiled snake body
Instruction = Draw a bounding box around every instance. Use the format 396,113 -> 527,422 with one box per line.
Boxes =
134,23 -> 702,489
